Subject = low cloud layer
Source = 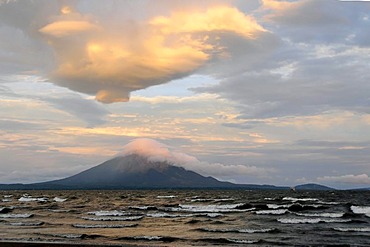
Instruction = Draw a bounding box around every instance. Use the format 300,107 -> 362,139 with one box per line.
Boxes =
318,174 -> 370,185
118,138 -> 272,180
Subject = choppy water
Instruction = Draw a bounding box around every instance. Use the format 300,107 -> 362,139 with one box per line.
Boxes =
0,190 -> 369,246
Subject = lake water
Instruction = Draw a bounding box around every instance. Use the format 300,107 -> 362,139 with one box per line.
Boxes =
1,190 -> 369,246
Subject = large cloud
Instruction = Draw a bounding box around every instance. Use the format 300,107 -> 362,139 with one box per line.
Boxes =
33,3 -> 265,103
195,0 -> 370,120
0,1 -> 269,103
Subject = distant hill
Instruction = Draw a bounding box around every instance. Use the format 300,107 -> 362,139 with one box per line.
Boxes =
294,183 -> 335,191
347,187 -> 370,191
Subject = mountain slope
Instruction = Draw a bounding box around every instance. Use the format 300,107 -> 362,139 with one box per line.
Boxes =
34,154 -> 236,189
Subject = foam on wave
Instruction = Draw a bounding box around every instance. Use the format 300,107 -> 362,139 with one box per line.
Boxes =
73,223 -> 138,228
277,217 -> 351,224
351,206 -> 370,217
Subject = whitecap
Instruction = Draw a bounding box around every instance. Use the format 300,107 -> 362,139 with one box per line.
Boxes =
128,235 -> 178,242
294,212 -> 344,218
53,234 -> 86,239
200,228 -> 275,233
283,197 -> 319,202
82,216 -> 143,221
334,227 -> 370,232
213,198 -> 234,202
134,236 -> 162,240
49,209 -> 71,213
53,197 -> 67,202
256,209 -> 288,215
157,195 -> 177,198
351,206 -> 370,217
2,199 -> 12,202
227,239 -> 258,244
87,210 -> 127,216
190,198 -> 213,202
267,204 -> 291,209
205,213 -> 223,218
174,203 -> 245,213
18,196 -> 48,202
73,223 -> 137,228
277,217 -> 351,224
3,195 -> 13,198
147,212 -> 191,218
317,200 -> 340,205
238,228 -> 276,233
129,206 -> 157,210
264,197 -> 276,200
0,213 -> 33,218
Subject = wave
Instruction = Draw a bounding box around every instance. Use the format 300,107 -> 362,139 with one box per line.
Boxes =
196,238 -> 259,244
82,216 -> 143,221
333,227 -> 370,232
283,197 -> 319,202
267,204 -> 292,209
202,213 -> 223,218
117,236 -> 179,242
277,217 -> 351,224
225,239 -> 259,244
198,227 -> 277,234
2,199 -> 12,202
0,207 -> 13,213
264,197 -> 277,200
147,212 -> 191,218
294,212 -> 344,218
73,223 -> 138,228
87,210 -> 128,216
146,212 -> 222,218
190,198 -> 234,202
172,203 -> 251,213
190,198 -> 214,202
157,195 -> 177,199
129,206 -> 158,210
18,196 -> 48,202
351,206 -> 370,217
8,221 -> 44,226
288,204 -> 328,212
317,200 -> 340,205
53,197 -> 67,202
49,209 -> 71,213
256,209 -> 288,215
40,233 -> 105,239
0,213 -> 33,218
51,234 -> 87,239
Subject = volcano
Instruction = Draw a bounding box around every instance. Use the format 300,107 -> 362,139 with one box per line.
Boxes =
24,154 -> 238,189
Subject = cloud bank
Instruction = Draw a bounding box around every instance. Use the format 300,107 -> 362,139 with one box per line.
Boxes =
118,138 -> 272,180
318,174 -> 370,185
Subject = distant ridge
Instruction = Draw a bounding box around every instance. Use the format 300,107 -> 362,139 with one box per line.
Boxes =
294,183 -> 335,191
0,154 -> 332,190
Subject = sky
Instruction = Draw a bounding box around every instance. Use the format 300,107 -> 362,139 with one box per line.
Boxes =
1,0 -> 370,189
